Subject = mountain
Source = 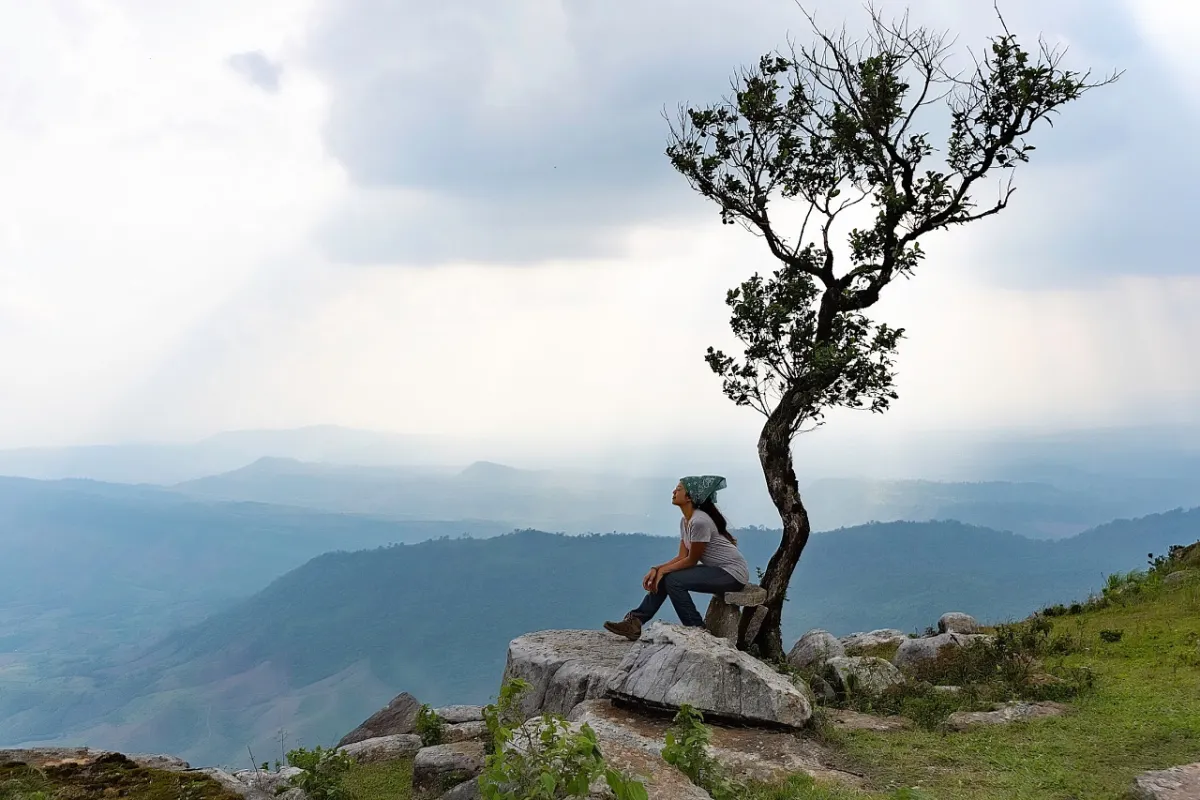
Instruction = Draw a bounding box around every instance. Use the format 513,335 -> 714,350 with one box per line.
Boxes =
7,507 -> 1195,767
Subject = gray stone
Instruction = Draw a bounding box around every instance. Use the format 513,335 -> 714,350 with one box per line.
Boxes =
807,675 -> 837,704
892,632 -> 991,672
723,584 -> 767,606
338,734 -> 423,763
1164,570 -> 1198,586
1131,762 -> 1200,799
606,622 -> 812,729
444,721 -> 488,743
743,606 -> 770,643
702,596 -> 741,645
945,701 -> 1069,731
822,657 -> 905,698
787,629 -> 846,670
503,630 -> 635,719
434,705 -> 485,724
413,742 -> 486,800
194,768 -> 274,800
338,691 -> 422,747
438,779 -> 481,800
128,753 -> 191,771
233,766 -> 305,795
840,629 -> 908,651
937,612 -> 980,634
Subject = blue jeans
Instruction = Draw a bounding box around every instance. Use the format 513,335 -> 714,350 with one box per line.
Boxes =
630,565 -> 744,628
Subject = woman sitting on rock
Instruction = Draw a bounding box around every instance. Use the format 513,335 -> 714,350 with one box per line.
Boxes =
604,475 -> 750,641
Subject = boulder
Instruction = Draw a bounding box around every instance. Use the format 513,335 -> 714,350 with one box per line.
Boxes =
1131,762 -> 1200,799
444,721 -> 489,744
892,632 -> 990,672
128,753 -> 191,771
937,612 -> 979,634
194,768 -> 274,800
822,657 -> 905,699
840,629 -> 907,651
412,742 -> 486,800
606,622 -> 811,729
438,780 -> 481,800
338,734 -> 422,764
945,701 -> 1069,731
503,630 -> 635,719
233,766 -> 304,795
568,699 -> 864,789
702,597 -> 740,645
787,630 -> 845,670
1164,570 -> 1198,586
824,708 -> 912,732
434,705 -> 485,724
338,691 -> 422,747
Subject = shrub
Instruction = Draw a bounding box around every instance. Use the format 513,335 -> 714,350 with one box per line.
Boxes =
1099,629 -> 1124,643
285,747 -> 354,800
415,704 -> 446,747
662,705 -> 742,800
478,679 -> 647,800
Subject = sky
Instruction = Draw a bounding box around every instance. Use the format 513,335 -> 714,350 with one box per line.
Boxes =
1,0 -> 1198,474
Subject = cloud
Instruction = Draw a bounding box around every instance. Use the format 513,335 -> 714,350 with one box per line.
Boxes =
227,50 -> 283,92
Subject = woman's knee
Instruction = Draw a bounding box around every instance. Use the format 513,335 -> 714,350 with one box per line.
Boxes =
661,572 -> 685,592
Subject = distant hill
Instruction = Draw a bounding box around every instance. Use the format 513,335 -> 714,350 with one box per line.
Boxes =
7,507 -> 1196,768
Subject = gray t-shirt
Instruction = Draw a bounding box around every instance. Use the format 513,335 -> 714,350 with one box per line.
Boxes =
681,510 -> 750,584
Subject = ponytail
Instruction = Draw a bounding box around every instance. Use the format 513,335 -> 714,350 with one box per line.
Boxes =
697,499 -> 737,546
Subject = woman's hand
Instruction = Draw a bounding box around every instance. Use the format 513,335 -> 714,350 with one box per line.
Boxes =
642,567 -> 659,592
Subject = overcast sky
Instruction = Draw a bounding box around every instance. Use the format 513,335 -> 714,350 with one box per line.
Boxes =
1,0 -> 1197,472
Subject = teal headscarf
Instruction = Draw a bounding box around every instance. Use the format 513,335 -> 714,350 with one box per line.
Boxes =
680,475 -> 727,506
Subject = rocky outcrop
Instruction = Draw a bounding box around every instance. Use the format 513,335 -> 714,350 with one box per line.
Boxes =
1164,570 -> 1198,586
945,701 -> 1069,731
607,623 -> 812,730
338,734 -> 423,763
892,632 -> 990,672
568,700 -> 863,789
937,612 -> 979,634
444,721 -> 489,743
1131,762 -> 1200,799
787,630 -> 845,670
195,768 -> 275,800
0,749 -> 190,771
503,630 -> 635,719
840,629 -> 907,652
821,656 -> 905,699
412,742 -> 486,800
232,766 -> 304,796
338,691 -> 422,747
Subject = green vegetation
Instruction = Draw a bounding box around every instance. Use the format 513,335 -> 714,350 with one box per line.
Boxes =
829,550 -> 1200,798
285,746 -> 355,800
0,754 -> 241,800
343,759 -> 412,800
478,678 -> 647,800
414,705 -> 445,748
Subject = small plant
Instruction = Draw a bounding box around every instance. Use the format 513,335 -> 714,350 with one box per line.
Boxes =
478,678 -> 647,800
416,704 -> 446,747
285,746 -> 354,800
1099,629 -> 1124,643
662,705 -> 740,800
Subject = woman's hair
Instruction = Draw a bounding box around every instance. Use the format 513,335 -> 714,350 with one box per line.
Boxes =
697,498 -> 738,546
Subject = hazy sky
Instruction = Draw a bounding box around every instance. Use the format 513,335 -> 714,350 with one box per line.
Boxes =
1,0 -> 1197,465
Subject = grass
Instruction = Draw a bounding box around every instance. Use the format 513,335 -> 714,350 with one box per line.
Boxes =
342,759 -> 413,800
828,571 -> 1200,799
0,755 -> 242,800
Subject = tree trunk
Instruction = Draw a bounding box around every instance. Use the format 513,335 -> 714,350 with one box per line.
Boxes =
738,409 -> 813,660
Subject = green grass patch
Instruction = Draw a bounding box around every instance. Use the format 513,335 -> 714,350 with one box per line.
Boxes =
0,755 -> 242,800
844,642 -> 901,662
343,759 -> 413,800
834,572 -> 1200,799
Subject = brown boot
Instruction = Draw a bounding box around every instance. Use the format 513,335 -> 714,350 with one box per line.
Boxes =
603,613 -> 642,641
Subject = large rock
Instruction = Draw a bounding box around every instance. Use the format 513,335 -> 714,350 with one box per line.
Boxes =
503,630 -> 635,719
338,734 -> 423,764
945,701 -> 1069,731
438,780 -> 481,800
233,766 -> 304,795
568,699 -> 863,789
702,597 -> 740,645
194,768 -> 274,800
787,630 -> 845,670
822,657 -> 905,699
413,742 -> 486,800
434,705 -> 485,724
840,629 -> 907,652
606,622 -> 811,729
937,612 -> 979,634
1131,763 -> 1200,799
893,632 -> 990,672
1164,570 -> 1198,586
338,691 -> 422,747
444,721 -> 489,743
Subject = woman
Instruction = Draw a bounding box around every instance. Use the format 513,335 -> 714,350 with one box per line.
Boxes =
604,475 -> 750,641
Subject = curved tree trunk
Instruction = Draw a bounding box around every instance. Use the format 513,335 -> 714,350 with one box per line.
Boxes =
738,407 -> 813,660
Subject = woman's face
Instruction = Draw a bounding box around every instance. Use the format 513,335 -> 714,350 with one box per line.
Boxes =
671,482 -> 690,506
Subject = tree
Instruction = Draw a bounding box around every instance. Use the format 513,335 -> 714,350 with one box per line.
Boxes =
665,3 -> 1118,659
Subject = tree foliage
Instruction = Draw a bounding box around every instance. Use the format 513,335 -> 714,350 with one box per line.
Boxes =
666,3 -> 1118,656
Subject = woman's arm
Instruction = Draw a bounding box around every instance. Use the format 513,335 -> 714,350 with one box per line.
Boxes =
657,541 -> 707,575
